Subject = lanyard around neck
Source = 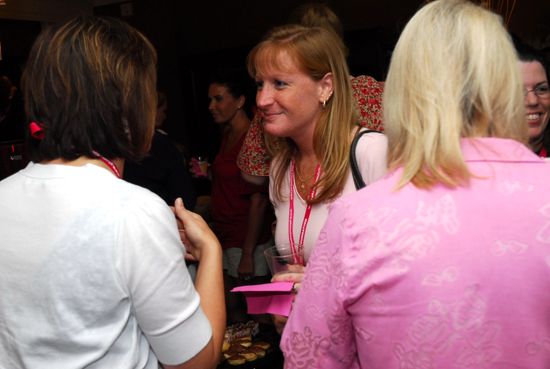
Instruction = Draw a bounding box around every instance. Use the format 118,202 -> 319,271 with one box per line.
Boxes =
92,150 -> 121,178
288,159 -> 321,265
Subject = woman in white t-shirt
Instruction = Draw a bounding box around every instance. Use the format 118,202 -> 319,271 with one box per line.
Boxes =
0,16 -> 224,369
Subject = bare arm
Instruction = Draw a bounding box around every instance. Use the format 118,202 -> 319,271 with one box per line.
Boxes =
238,192 -> 269,278
240,172 -> 268,186
164,199 -> 225,369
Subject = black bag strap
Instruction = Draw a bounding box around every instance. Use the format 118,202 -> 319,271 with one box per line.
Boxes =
350,129 -> 380,190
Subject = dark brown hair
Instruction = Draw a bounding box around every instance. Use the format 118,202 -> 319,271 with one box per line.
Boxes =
22,16 -> 157,162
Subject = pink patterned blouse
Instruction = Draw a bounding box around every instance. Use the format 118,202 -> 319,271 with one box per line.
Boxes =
237,75 -> 385,177
282,138 -> 550,369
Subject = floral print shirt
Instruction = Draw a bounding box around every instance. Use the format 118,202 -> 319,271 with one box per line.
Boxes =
282,138 -> 550,369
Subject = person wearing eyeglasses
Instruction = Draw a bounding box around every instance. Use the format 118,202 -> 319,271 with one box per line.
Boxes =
516,41 -> 550,157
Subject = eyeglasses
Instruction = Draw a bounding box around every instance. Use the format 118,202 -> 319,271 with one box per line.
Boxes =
524,84 -> 550,98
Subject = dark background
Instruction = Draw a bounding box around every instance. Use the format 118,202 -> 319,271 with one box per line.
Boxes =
94,0 -> 414,160
0,0 -> 549,160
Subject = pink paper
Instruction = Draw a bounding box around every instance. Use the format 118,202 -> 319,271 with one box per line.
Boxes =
231,282 -> 294,316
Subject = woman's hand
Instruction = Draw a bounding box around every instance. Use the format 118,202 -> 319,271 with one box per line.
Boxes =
173,198 -> 220,261
270,264 -> 305,334
271,263 -> 305,289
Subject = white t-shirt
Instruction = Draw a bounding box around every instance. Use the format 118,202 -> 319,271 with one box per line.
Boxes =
0,162 -> 211,369
270,131 -> 388,262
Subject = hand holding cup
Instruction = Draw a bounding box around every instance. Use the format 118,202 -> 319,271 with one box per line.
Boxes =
264,245 -> 305,334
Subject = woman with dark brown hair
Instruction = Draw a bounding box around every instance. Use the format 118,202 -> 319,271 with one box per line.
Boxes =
0,16 -> 224,369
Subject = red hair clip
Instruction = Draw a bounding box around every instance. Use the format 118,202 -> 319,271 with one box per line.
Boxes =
29,121 -> 45,140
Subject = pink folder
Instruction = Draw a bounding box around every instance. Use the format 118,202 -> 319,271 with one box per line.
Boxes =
231,282 -> 294,316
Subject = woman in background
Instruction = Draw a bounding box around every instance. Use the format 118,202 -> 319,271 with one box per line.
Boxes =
516,42 -> 550,157
124,91 -> 197,209
207,70 -> 273,324
282,1 -> 550,368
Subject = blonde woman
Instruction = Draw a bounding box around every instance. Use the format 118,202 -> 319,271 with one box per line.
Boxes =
282,1 -> 550,368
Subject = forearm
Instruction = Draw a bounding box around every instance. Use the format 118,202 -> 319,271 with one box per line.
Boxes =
169,199 -> 225,369
193,242 -> 225,364
241,172 -> 268,186
241,192 -> 268,254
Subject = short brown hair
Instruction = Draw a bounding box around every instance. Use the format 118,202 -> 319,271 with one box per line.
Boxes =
22,16 -> 157,162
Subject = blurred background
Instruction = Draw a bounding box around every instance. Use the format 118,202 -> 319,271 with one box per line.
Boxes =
0,0 -> 548,161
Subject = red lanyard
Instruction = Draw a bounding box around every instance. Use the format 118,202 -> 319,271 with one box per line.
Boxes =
288,159 -> 321,265
92,150 -> 121,178
540,147 -> 547,158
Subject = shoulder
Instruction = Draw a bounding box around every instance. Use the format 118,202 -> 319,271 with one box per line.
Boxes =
351,75 -> 385,131
351,75 -> 384,100
107,175 -> 172,217
354,130 -> 388,157
152,131 -> 176,148
351,75 -> 383,89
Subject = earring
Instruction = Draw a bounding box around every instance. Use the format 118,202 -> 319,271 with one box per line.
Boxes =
322,99 -> 327,109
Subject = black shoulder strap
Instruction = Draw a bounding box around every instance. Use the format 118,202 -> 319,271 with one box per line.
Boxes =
350,129 -> 379,190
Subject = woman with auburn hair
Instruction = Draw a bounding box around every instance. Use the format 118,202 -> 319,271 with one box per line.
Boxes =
0,16 -> 224,369
247,24 -> 387,331
282,1 -> 550,368
237,2 -> 385,184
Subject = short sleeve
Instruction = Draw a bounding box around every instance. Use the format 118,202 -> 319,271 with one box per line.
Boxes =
115,197 -> 212,365
237,113 -> 271,177
355,131 -> 388,185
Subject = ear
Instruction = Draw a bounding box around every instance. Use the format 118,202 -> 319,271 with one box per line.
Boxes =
237,95 -> 245,109
318,72 -> 334,104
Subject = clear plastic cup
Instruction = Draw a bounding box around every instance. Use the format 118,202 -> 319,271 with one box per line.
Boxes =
263,244 -> 304,276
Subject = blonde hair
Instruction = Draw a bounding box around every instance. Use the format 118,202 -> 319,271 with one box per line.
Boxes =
384,0 -> 527,189
247,24 -> 357,204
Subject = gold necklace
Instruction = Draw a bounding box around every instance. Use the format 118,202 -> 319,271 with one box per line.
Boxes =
295,162 -> 317,191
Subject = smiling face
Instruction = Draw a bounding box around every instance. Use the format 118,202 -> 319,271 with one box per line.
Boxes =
520,60 -> 550,140
208,83 -> 243,124
254,50 -> 331,144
